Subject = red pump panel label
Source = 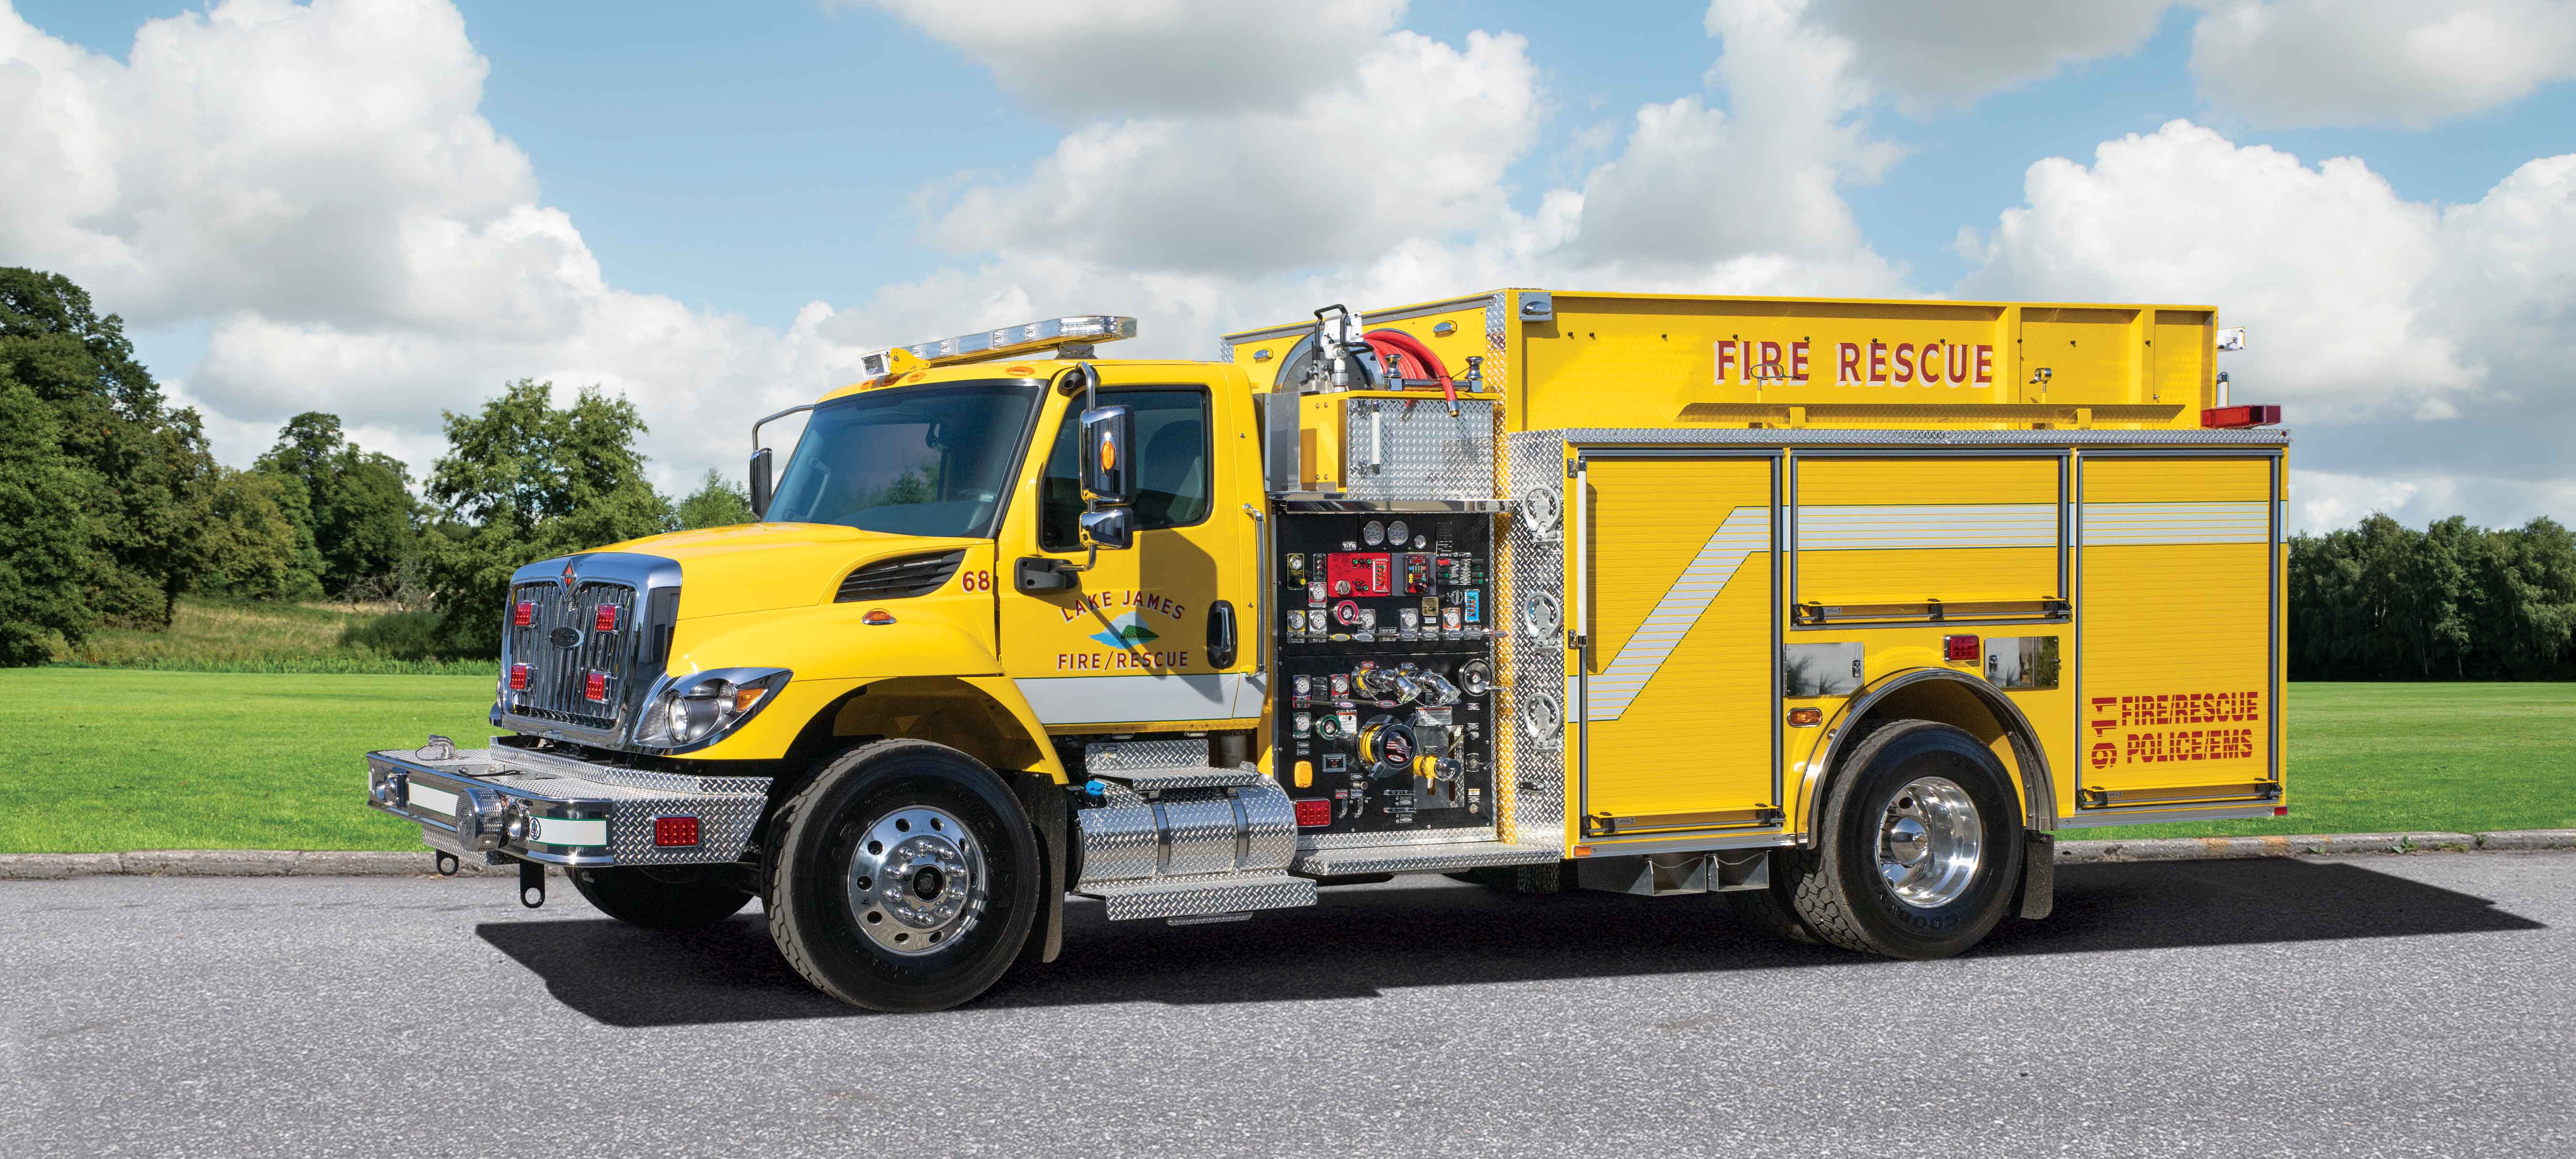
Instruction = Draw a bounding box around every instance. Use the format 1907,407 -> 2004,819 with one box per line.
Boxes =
1326,553 -> 1392,597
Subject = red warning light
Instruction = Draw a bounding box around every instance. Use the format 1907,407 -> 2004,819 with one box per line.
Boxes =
592,604 -> 619,632
653,816 -> 701,847
1944,635 -> 1982,663
512,601 -> 535,627
582,671 -> 610,703
507,663 -> 530,691
1293,799 -> 1332,828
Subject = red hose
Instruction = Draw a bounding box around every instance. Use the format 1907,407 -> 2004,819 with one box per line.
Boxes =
1361,329 -> 1459,414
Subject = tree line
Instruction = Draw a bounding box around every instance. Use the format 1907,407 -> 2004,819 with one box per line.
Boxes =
0,267 -> 750,665
7,266 -> 2572,676
2287,515 -> 2576,680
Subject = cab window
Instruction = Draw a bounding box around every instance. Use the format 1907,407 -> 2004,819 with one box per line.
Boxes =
1039,388 -> 1212,550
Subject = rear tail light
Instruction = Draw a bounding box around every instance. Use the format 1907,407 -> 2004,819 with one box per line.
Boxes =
583,671 -> 610,703
653,816 -> 700,847
507,663 -> 530,691
593,604 -> 620,632
1293,799 -> 1332,828
2274,806 -> 2289,817
1944,634 -> 1981,663
2202,404 -> 2282,428
512,601 -> 535,627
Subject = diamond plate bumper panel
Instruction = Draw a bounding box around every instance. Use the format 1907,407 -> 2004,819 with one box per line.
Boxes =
364,745 -> 767,868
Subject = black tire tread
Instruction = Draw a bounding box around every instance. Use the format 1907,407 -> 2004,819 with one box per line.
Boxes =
1787,719 -> 1997,957
765,738 -> 931,1007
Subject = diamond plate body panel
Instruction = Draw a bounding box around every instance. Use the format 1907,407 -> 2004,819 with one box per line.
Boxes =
1158,795 -> 1240,877
1338,397 -> 1496,503
1073,781 -> 1161,883
1110,767 -> 1270,791
1554,427 -> 2288,447
1500,431 -> 1571,853
1085,737 -> 1211,774
1072,777 -> 1300,890
1293,841 -> 1561,877
1089,873 -> 1317,921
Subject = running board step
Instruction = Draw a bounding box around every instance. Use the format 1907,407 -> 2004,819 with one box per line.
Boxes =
1082,872 -> 1317,922
1293,841 -> 1563,878
1082,738 -> 1266,791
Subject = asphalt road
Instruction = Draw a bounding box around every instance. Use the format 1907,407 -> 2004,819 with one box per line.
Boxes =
4,853 -> 2570,1159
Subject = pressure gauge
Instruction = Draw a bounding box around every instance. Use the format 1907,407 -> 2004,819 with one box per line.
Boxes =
1314,713 -> 1344,740
1399,608 -> 1420,631
1359,608 -> 1378,629
1293,674 -> 1311,696
1386,520 -> 1409,546
1292,712 -> 1312,736
1442,607 -> 1462,631
1309,581 -> 1327,605
1362,520 -> 1386,546
1330,673 -> 1350,696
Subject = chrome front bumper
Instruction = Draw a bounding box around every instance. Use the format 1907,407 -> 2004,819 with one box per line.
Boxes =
364,740 -> 770,868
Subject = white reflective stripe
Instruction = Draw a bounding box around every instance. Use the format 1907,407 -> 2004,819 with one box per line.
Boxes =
407,783 -> 457,817
1796,504 -> 2057,549
528,816 -> 606,848
2082,501 -> 2272,545
1014,673 -> 1249,725
1586,507 -> 1768,722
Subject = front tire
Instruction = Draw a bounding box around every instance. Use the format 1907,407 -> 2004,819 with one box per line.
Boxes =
1786,720 -> 2024,959
568,865 -> 753,931
767,739 -> 1040,1013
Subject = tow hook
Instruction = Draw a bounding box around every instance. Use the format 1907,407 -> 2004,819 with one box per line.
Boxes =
519,859 -> 546,909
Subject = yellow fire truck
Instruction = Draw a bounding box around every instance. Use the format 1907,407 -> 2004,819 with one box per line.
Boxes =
365,290 -> 2285,1012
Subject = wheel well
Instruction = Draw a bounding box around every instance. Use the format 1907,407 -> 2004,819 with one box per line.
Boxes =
784,676 -> 1050,779
1798,669 -> 2055,844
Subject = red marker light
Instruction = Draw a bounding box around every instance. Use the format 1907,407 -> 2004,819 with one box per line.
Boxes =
512,601 -> 535,627
1944,634 -> 1982,663
2202,404 -> 2282,428
1293,799 -> 1332,828
583,672 -> 610,703
592,604 -> 619,632
653,816 -> 701,847
507,663 -> 531,691
2274,806 -> 2289,817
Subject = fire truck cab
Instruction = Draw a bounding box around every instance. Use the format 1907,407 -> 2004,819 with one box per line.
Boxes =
366,290 -> 2285,1012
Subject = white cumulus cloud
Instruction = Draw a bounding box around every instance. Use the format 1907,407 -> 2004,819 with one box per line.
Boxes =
2193,0 -> 2576,128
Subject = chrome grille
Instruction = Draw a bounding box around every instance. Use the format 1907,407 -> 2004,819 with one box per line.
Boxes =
503,580 -> 640,732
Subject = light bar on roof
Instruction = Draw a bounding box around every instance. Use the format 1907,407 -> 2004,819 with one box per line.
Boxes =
859,315 -> 1139,378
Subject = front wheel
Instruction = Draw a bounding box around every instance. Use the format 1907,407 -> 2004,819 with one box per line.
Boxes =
1785,720 -> 2025,960
766,739 -> 1040,1013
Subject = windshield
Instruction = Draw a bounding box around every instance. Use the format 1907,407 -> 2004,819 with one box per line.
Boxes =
765,381 -> 1041,538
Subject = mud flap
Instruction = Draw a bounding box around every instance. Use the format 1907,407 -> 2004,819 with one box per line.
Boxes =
1013,774 -> 1068,964
2014,829 -> 2055,920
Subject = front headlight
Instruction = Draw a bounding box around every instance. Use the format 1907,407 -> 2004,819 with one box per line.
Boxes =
630,667 -> 791,752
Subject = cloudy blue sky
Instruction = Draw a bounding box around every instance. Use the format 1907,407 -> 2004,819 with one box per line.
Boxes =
6,0 -> 2572,530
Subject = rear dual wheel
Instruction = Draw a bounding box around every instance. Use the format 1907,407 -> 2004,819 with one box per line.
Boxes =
1752,720 -> 2025,959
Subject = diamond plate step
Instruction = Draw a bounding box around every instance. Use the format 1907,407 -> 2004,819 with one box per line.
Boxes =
1099,766 -> 1270,791
1082,872 -> 1317,921
1082,737 -> 1266,791
1293,840 -> 1563,878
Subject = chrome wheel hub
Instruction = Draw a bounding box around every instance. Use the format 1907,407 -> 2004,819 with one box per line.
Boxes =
847,806 -> 985,956
1876,776 -> 1982,909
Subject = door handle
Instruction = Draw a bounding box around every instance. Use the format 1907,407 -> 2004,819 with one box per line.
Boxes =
1207,600 -> 1237,668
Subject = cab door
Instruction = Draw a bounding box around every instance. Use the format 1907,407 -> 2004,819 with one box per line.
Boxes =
995,368 -> 1264,732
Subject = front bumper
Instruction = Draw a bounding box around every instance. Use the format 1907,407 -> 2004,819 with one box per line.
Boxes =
364,741 -> 770,868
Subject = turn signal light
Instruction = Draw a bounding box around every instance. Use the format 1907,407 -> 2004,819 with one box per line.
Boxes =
1944,634 -> 1982,663
507,663 -> 530,691
592,604 -> 619,632
862,609 -> 896,626
582,671 -> 610,703
653,816 -> 700,847
1787,706 -> 1824,727
512,601 -> 535,627
1293,799 -> 1331,828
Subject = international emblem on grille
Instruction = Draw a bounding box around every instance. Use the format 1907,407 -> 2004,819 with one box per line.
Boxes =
549,626 -> 583,649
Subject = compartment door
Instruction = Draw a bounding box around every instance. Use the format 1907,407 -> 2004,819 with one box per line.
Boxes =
2076,456 -> 2281,810
1571,455 -> 1778,838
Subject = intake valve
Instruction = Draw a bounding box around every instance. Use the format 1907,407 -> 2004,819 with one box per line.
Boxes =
1412,671 -> 1461,707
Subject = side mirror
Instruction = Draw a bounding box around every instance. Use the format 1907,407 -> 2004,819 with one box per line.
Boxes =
1079,507 -> 1134,551
748,447 -> 775,519
1079,405 -> 1134,508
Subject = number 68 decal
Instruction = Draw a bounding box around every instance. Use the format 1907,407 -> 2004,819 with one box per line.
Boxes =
960,569 -> 993,592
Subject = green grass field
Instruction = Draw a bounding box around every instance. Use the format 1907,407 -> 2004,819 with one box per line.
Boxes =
49,598 -> 485,675
9,673 -> 2573,852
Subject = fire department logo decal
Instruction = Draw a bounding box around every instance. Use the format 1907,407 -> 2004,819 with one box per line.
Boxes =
1087,611 -> 1160,649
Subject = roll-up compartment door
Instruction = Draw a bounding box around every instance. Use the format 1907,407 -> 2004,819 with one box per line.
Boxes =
2076,456 -> 2279,809
1794,457 -> 2064,621
1572,455 -> 1778,836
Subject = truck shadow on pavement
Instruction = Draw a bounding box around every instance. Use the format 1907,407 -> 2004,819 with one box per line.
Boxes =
477,856 -> 2545,1027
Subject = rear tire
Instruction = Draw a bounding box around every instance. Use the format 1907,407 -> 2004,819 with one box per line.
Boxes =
766,739 -> 1040,1013
568,865 -> 753,931
1722,857 -> 1818,944
1785,720 -> 2024,959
